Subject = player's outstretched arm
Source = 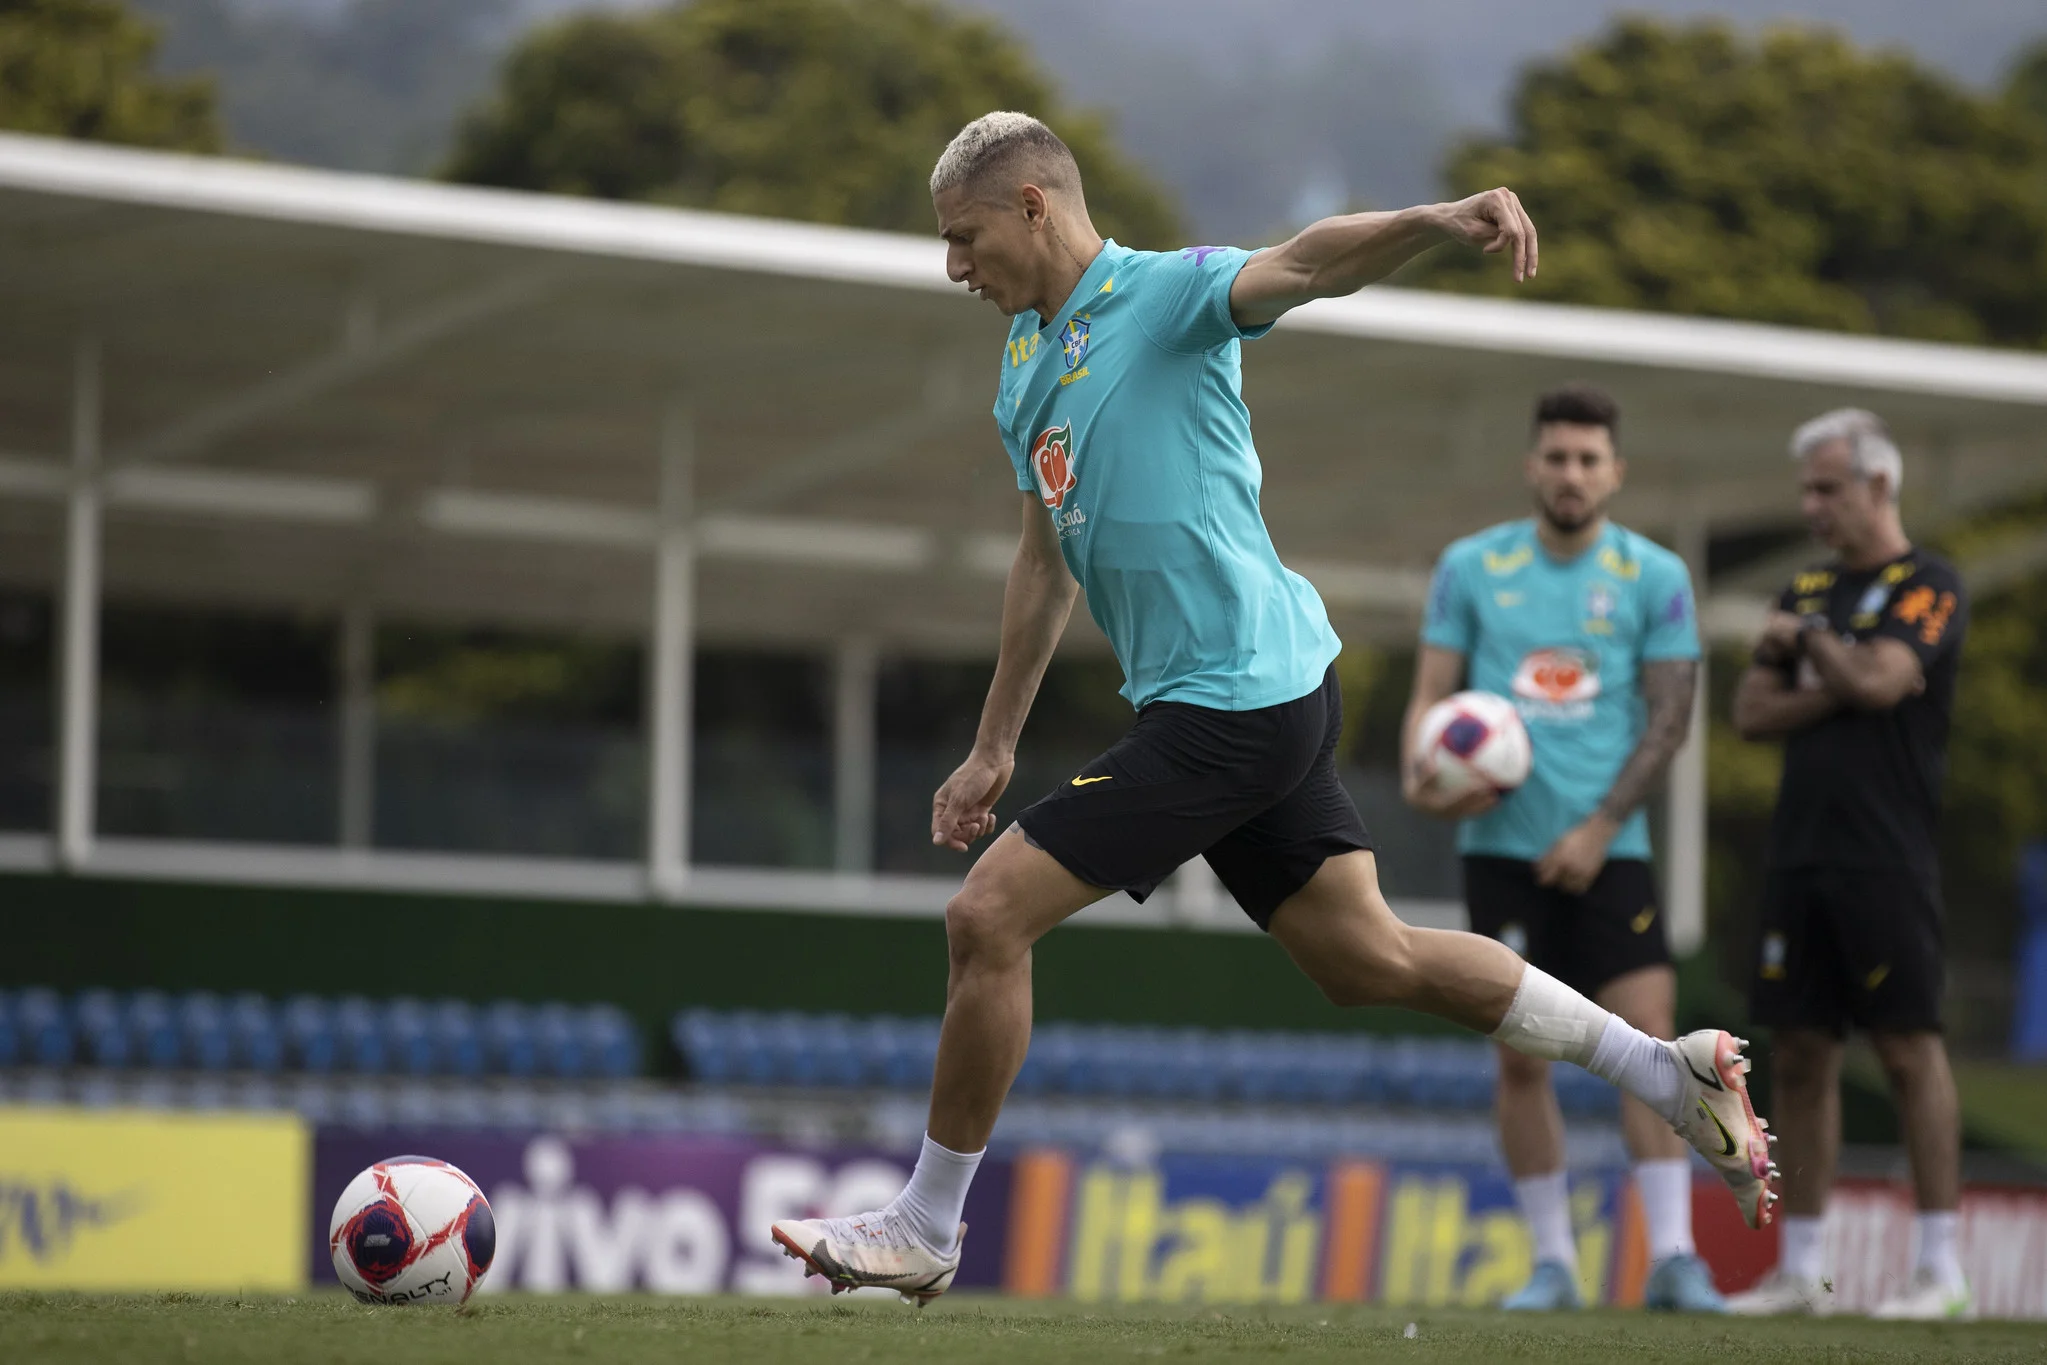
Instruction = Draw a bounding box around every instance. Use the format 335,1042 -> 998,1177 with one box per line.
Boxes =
1229,188 -> 1538,329
930,493 -> 1079,852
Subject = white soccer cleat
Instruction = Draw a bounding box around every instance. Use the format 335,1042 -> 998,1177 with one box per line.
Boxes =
1725,1270 -> 1833,1317
1871,1269 -> 1976,1321
770,1210 -> 963,1306
1667,1029 -> 1779,1229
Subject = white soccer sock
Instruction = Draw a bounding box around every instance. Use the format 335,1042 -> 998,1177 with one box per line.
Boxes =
1635,1158 -> 1695,1261
1916,1210 -> 1965,1290
886,1132 -> 984,1252
1513,1170 -> 1578,1271
1778,1214 -> 1824,1284
1491,966 -> 1684,1122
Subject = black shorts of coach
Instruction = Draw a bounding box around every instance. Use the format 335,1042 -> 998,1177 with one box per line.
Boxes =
1463,855 -> 1670,998
1014,663 -> 1372,932
1748,866 -> 1945,1036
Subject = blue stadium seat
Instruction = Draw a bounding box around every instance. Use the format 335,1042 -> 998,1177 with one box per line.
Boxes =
431,999 -> 485,1078
126,991 -> 182,1070
228,993 -> 284,1072
673,1008 -> 733,1083
580,1004 -> 639,1080
179,992 -> 234,1071
333,996 -> 387,1074
534,1003 -> 587,1079
75,989 -> 129,1068
385,997 -> 437,1077
283,995 -> 338,1073
0,989 -> 17,1067
804,1012 -> 863,1087
484,1001 -> 538,1078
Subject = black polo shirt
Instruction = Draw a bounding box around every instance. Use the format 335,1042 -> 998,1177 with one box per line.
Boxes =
1765,549 -> 1967,877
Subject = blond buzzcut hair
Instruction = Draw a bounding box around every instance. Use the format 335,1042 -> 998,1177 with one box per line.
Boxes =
929,111 -> 1080,201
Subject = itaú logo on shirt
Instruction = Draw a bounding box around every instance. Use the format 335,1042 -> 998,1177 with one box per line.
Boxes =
1512,647 -> 1601,720
1033,421 -> 1078,511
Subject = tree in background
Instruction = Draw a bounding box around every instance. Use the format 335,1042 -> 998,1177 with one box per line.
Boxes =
445,0 -> 1180,245
1414,19 -> 2047,350
0,0 -> 218,149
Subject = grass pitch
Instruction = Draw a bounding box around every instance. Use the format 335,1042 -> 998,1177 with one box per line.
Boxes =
4,1292 -> 2041,1365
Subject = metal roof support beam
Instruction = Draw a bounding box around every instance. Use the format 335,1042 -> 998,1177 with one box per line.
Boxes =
56,339 -> 102,870
114,271 -> 558,466
832,637 -> 879,874
647,401 -> 695,899
1666,514 -> 1709,958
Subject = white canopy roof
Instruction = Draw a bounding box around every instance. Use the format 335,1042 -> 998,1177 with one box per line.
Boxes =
2,131 -> 2044,651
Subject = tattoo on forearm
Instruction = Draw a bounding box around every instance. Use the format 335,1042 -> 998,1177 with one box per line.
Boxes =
1596,660 -> 1698,825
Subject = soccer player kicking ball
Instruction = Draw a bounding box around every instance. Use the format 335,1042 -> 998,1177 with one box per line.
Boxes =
1402,386 -> 1725,1313
771,112 -> 1775,1303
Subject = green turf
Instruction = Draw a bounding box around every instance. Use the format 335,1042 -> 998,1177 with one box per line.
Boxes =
3,1293 -> 2041,1365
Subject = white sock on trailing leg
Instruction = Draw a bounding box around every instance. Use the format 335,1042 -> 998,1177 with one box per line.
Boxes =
1490,965 -> 1684,1121
1916,1210 -> 1965,1291
1635,1158 -> 1696,1260
1778,1214 -> 1824,1283
1513,1170 -> 1578,1271
886,1133 -> 984,1252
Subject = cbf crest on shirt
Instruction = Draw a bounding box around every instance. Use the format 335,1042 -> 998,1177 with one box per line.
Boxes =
993,240 -> 1339,713
1422,520 -> 1700,862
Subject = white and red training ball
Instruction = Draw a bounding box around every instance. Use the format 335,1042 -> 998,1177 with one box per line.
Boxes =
329,1155 -> 496,1305
1416,690 -> 1532,798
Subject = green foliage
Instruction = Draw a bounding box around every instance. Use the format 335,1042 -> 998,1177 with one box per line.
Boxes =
0,0 -> 218,150
1414,19 -> 2047,349
2010,40 -> 2047,131
443,0 -> 1180,246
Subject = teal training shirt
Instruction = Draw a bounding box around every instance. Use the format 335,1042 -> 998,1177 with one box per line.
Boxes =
1420,519 -> 1700,862
993,240 -> 1340,711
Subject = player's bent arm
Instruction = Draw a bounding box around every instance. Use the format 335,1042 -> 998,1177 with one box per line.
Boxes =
1731,664 -> 1839,739
1230,188 -> 1538,328
1801,630 -> 1924,712
972,494 -> 1081,760
1592,659 -> 1697,826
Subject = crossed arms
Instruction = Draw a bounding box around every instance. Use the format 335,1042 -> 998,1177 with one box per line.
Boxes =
1732,611 -> 1924,740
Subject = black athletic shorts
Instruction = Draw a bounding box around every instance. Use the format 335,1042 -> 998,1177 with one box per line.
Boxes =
1748,866 -> 1945,1036
1014,663 -> 1372,931
1463,855 -> 1669,998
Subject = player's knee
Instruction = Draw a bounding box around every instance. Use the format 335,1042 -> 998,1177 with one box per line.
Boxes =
1309,922 -> 1419,1009
1774,1033 -> 1837,1095
944,888 -> 1026,967
1870,1031 -> 1940,1089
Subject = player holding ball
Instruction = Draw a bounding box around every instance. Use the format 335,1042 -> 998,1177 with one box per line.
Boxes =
1403,385 -> 1720,1312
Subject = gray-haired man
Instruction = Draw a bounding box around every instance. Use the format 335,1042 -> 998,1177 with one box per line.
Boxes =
1731,409 -> 1971,1319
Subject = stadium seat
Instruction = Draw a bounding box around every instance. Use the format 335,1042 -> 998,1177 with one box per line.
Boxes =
431,999 -> 485,1078
333,996 -> 387,1074
127,992 -> 183,1070
673,1008 -> 733,1083
179,992 -> 235,1071
534,1002 -> 588,1079
385,997 -> 437,1077
483,1001 -> 538,1078
75,989 -> 130,1068
0,989 -> 17,1068
283,995 -> 339,1073
228,993 -> 285,1072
